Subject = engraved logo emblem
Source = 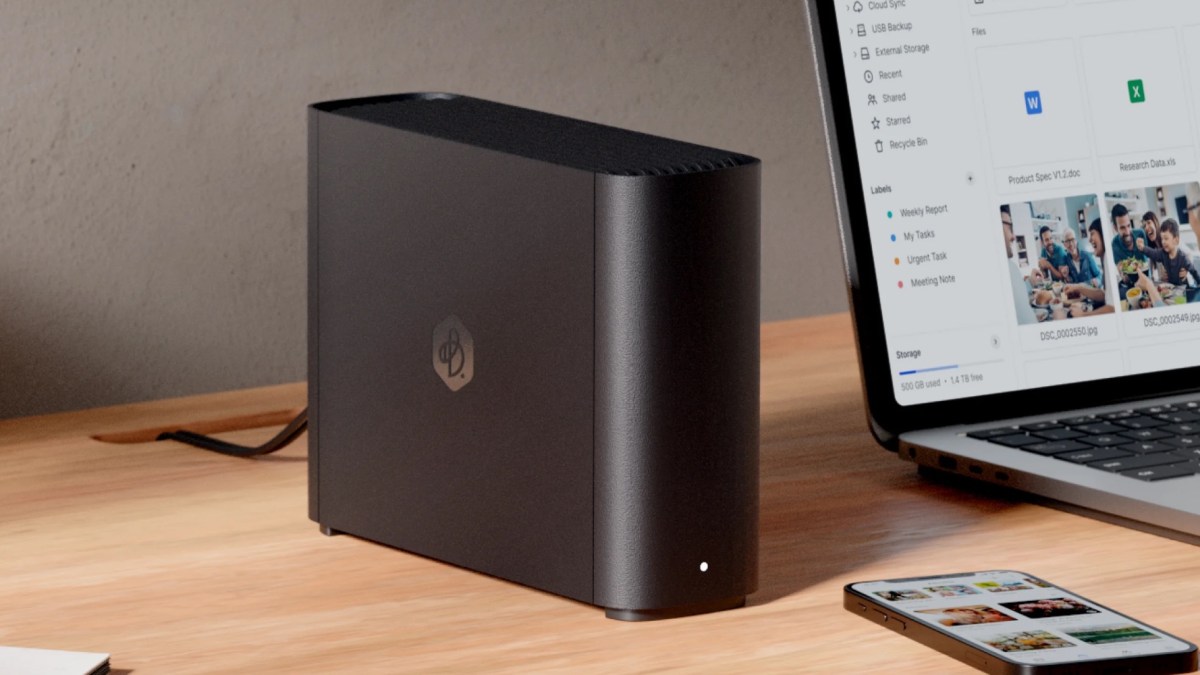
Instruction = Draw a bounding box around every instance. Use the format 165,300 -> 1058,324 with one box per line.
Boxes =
433,315 -> 474,391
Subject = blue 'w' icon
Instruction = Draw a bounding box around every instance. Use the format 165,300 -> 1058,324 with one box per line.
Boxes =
1025,90 -> 1043,115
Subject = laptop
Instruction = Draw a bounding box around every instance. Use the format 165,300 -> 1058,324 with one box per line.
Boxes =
806,1 -> 1200,539
0,646 -> 109,675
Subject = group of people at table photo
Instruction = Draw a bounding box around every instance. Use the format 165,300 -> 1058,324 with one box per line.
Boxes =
1002,202 -> 1200,324
1106,204 -> 1200,311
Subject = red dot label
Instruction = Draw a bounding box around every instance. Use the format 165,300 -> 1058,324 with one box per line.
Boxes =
898,281 -> 904,288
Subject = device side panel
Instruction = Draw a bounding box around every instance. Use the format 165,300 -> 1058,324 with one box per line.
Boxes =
307,105 -> 321,522
311,112 -> 595,601
594,164 -> 761,615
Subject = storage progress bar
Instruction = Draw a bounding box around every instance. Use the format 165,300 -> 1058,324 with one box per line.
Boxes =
897,358 -> 1003,377
898,365 -> 957,376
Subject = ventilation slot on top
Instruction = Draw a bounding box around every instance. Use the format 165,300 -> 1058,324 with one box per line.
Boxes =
319,93 -> 757,177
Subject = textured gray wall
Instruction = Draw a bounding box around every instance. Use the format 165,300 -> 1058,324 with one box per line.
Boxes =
0,0 -> 841,419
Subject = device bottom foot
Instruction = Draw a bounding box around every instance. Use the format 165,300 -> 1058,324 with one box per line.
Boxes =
319,525 -> 341,536
604,595 -> 746,622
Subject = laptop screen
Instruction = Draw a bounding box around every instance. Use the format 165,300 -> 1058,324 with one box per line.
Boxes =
827,0 -> 1200,407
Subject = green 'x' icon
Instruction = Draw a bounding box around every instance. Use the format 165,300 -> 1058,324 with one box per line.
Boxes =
1128,79 -> 1146,104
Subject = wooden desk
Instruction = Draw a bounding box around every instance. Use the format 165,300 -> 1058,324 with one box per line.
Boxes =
2,313 -> 1197,674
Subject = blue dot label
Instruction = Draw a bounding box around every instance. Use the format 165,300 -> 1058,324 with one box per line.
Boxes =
890,234 -> 896,242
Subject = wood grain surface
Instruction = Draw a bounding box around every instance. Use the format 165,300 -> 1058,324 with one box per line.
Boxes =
1,314 -> 1197,674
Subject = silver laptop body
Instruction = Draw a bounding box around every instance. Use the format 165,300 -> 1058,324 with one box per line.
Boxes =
806,0 -> 1200,539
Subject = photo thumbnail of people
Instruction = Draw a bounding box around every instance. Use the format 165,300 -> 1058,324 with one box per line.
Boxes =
1001,195 -> 1113,325
1105,183 -> 1200,310
982,630 -> 1075,653
974,580 -> 1033,593
914,604 -> 1017,627
923,584 -> 981,598
873,589 -> 930,602
998,597 -> 1101,620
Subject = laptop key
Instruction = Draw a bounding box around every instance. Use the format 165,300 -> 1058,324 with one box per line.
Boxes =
1119,429 -> 1172,441
1135,405 -> 1174,416
1156,411 -> 1200,424
967,427 -> 1020,440
1020,421 -> 1063,432
990,433 -> 1041,448
1101,410 -> 1138,420
1089,453 -> 1185,472
1160,423 -> 1200,435
1073,422 -> 1124,435
1120,463 -> 1199,482
1114,416 -> 1168,430
1024,441 -> 1091,456
1033,428 -> 1085,441
1058,415 -> 1096,426
1118,441 -> 1173,454
1161,436 -> 1200,450
1173,448 -> 1200,460
1056,447 -> 1132,464
1079,434 -> 1127,447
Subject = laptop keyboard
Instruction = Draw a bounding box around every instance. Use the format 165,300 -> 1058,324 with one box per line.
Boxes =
969,400 -> 1200,482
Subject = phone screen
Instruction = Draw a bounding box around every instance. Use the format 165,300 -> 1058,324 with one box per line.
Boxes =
851,570 -> 1194,667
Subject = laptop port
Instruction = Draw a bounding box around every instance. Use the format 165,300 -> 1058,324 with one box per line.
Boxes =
969,464 -> 983,474
938,455 -> 958,471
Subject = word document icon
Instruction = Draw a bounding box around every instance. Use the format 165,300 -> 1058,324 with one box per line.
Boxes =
1024,90 -> 1043,115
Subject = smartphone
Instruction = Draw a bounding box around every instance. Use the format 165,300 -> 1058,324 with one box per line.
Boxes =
845,570 -> 1198,674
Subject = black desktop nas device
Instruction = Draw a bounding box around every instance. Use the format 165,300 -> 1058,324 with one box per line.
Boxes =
307,93 -> 759,620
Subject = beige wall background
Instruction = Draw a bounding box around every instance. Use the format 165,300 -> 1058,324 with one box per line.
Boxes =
0,0 -> 842,419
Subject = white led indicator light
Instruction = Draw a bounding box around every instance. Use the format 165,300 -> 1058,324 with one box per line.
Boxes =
699,562 -> 709,572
